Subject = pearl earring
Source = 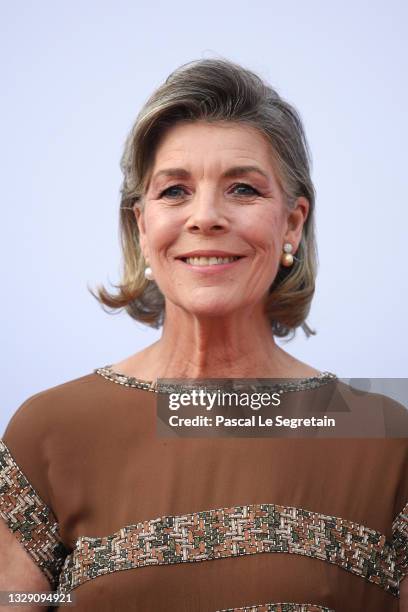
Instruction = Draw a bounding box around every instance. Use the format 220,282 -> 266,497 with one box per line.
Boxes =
144,260 -> 154,281
281,243 -> 294,267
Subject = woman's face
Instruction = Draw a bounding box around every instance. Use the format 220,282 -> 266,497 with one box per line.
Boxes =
135,120 -> 309,320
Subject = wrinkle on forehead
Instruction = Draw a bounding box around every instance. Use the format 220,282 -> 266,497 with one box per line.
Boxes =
144,120 -> 284,194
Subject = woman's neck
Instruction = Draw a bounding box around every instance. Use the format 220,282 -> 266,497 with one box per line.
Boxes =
111,306 -> 320,381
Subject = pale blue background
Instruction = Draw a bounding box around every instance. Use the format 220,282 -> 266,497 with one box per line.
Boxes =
1,1 -> 407,434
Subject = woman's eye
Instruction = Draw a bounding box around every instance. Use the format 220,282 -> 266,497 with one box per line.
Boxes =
232,183 -> 260,196
158,183 -> 260,200
158,185 -> 187,199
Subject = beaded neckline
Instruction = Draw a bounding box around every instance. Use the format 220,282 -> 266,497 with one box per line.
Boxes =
94,364 -> 337,394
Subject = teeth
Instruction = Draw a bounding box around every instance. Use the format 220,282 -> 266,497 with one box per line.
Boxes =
183,256 -> 240,266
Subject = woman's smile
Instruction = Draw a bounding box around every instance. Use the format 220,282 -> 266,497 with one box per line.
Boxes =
175,250 -> 247,274
176,257 -> 245,274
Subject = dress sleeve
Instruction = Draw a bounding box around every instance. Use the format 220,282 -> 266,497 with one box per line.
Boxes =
0,395 -> 69,590
393,500 -> 408,582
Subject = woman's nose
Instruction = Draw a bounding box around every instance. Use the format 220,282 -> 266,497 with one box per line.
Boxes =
185,189 -> 229,234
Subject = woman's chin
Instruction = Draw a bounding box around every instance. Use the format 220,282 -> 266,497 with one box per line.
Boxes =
179,296 -> 241,319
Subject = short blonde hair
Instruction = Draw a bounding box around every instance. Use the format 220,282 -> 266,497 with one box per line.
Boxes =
90,57 -> 318,338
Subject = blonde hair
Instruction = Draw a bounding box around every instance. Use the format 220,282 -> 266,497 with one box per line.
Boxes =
90,57 -> 318,338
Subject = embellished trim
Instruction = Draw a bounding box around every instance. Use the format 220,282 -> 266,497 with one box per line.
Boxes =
0,440 -> 69,589
94,365 -> 338,394
56,502 -> 402,597
217,604 -> 334,612
95,365 -> 158,392
392,501 -> 408,578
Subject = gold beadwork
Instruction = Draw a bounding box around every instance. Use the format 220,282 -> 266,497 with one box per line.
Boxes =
55,501 -> 406,597
0,441 -> 69,589
94,365 -> 338,395
217,604 -> 334,612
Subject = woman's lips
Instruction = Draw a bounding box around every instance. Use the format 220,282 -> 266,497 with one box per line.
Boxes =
176,256 -> 246,273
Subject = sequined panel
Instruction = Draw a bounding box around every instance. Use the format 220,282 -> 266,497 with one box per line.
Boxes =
0,440 -> 69,589
392,501 -> 408,578
217,604 -> 333,612
94,365 -> 338,394
56,502 -> 404,597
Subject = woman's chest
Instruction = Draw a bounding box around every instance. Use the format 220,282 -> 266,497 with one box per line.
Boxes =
49,437 -> 402,610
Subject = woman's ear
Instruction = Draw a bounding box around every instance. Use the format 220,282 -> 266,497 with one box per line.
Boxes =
285,196 -> 309,250
133,203 -> 148,258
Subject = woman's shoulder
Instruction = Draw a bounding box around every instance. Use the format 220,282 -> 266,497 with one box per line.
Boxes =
5,370 -> 104,425
333,379 -> 408,437
2,366 -> 142,448
1,366 -> 150,499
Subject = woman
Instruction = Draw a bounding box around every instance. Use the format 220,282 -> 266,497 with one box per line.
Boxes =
0,58 -> 407,611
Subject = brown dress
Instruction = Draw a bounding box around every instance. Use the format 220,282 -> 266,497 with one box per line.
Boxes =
0,366 -> 407,612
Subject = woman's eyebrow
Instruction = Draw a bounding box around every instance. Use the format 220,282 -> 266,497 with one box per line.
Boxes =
151,165 -> 271,184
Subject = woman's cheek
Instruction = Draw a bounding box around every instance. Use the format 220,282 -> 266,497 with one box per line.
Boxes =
146,222 -> 178,255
